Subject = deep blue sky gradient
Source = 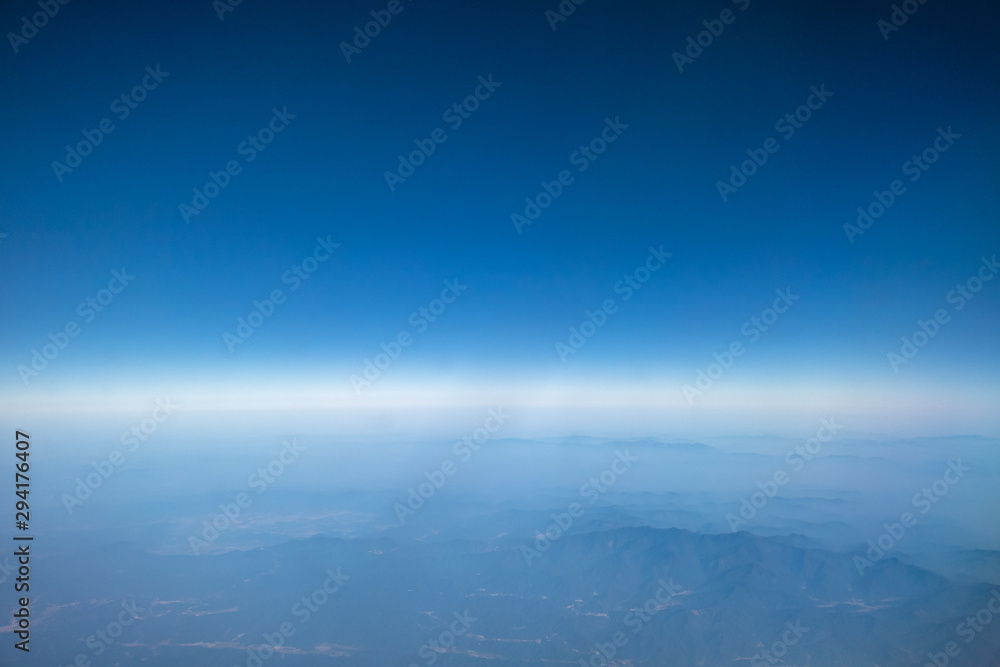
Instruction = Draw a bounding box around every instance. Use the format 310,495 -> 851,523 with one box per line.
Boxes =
2,0 -> 998,434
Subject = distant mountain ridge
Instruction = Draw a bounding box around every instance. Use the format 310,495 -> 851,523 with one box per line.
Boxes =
24,525 -> 1000,666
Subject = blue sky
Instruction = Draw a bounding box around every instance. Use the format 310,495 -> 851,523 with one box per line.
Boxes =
1,0 -> 998,437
